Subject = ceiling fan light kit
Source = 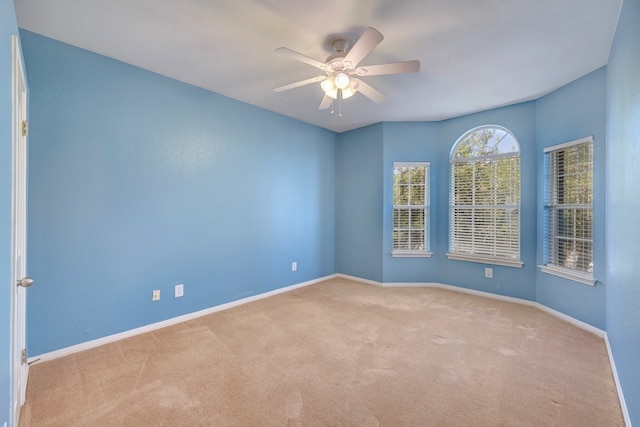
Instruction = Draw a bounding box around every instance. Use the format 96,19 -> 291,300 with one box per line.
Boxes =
274,27 -> 420,114
321,76 -> 355,100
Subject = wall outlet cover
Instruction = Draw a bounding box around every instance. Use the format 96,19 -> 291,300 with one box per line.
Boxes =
175,283 -> 184,298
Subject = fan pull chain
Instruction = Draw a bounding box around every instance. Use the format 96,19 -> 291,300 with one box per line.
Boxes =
338,90 -> 343,117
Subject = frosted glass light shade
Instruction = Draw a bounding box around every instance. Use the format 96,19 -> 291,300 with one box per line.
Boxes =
334,72 -> 350,89
321,78 -> 338,99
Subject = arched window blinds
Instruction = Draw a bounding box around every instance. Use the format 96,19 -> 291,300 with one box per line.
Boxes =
448,125 -> 522,267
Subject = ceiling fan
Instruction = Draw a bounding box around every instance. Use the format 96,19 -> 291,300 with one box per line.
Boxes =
273,27 -> 420,112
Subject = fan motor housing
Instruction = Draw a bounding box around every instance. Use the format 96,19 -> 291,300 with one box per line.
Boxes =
326,56 -> 349,72
324,36 -> 353,67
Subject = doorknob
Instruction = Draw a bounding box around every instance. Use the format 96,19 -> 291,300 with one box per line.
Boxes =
16,276 -> 33,288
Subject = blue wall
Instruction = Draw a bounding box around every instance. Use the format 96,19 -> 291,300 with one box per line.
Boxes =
20,31 -> 336,356
606,0 -> 640,423
339,103 -> 538,301
1,1 -> 20,425
335,124 -> 384,282
435,103 -> 537,300
338,73 -> 609,322
535,68 -> 607,329
381,122 -> 439,283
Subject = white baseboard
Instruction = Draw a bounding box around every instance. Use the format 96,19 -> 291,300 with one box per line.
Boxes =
335,273 -> 383,287
605,334 -> 632,427
337,274 -> 605,337
29,274 -> 337,365
532,301 -> 605,337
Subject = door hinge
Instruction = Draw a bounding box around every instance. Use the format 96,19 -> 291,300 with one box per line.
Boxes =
21,120 -> 28,137
21,349 -> 27,365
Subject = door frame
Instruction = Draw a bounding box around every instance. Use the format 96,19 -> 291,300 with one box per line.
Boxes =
11,34 -> 29,427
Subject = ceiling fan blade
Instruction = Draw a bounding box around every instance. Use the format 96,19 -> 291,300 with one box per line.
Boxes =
319,95 -> 333,110
343,27 -> 384,69
273,75 -> 327,92
355,60 -> 420,77
275,47 -> 327,70
353,79 -> 386,104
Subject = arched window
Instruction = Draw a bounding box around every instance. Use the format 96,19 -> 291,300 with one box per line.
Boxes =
448,125 -> 522,267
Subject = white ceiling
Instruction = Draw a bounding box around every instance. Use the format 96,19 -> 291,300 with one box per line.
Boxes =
14,0 -> 622,133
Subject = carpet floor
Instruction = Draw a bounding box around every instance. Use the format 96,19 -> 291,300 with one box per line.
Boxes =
19,278 -> 623,426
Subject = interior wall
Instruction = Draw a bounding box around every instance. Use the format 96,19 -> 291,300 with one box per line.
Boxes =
432,103 -> 537,300
338,104 -> 538,299
1,0 -> 20,424
381,121 -> 440,283
535,67 -> 607,329
338,71 -> 609,328
20,30 -> 337,356
379,107 -> 540,301
606,0 -> 640,423
335,124 -> 384,282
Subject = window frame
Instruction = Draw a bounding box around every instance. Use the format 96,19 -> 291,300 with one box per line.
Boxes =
540,136 -> 595,286
447,125 -> 523,268
392,161 -> 431,257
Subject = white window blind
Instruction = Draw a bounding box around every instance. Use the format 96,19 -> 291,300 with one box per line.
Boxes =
448,126 -> 522,267
393,162 -> 430,256
542,137 -> 594,284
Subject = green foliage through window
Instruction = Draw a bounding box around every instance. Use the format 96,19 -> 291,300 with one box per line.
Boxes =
449,126 -> 521,263
544,139 -> 593,274
393,163 -> 429,253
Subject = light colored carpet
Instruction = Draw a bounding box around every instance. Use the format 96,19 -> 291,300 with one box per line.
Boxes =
19,278 -> 623,426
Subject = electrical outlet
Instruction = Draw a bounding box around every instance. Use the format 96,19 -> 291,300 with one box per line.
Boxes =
152,290 -> 160,301
291,261 -> 297,272
484,268 -> 493,279
175,283 -> 184,298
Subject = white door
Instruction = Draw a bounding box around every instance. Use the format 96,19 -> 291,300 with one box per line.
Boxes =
11,34 -> 30,427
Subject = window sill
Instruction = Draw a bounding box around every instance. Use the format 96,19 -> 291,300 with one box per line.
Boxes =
539,264 -> 596,286
391,251 -> 433,258
446,253 -> 523,268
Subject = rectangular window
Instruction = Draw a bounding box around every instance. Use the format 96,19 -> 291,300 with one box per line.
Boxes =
541,136 -> 595,285
393,162 -> 431,257
449,154 -> 521,267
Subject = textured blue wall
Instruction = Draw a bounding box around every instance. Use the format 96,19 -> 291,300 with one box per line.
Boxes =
606,0 -> 640,423
340,77 -> 609,322
335,124 -> 384,282
21,31 -> 336,356
435,103 -> 537,300
535,68 -> 607,329
349,104 -> 538,300
1,1 -> 20,424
